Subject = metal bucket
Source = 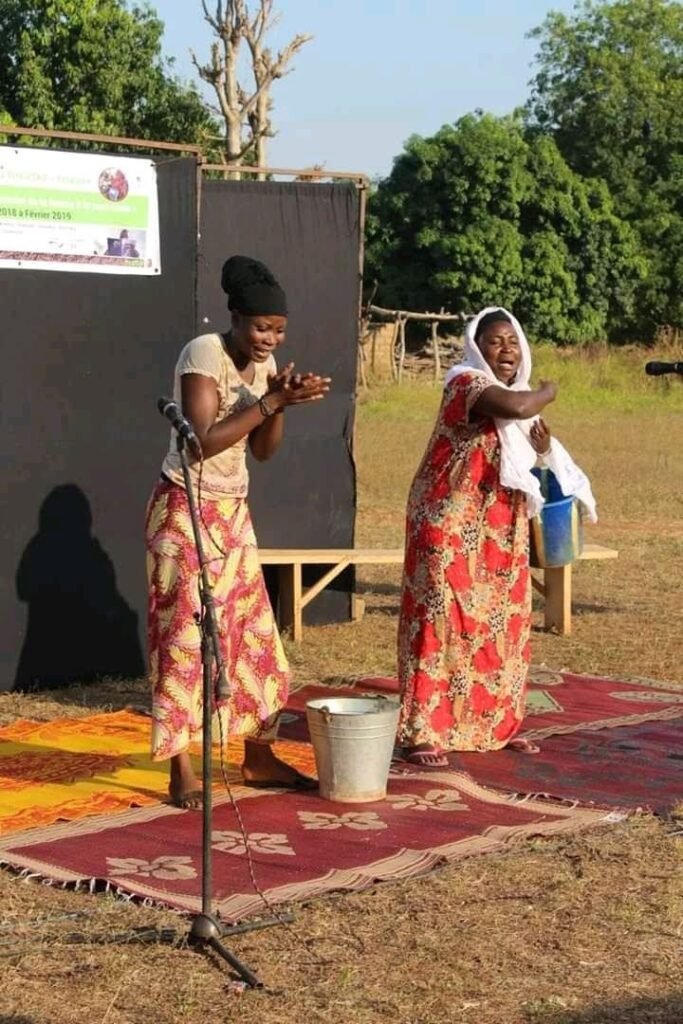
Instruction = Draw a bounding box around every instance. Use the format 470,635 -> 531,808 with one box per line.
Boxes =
305,696 -> 401,803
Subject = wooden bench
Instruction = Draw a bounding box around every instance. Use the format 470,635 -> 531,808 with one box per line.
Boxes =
260,542 -> 618,642
259,548 -> 403,642
531,542 -> 619,636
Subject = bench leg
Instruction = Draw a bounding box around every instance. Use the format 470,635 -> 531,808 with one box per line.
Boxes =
544,564 -> 572,635
277,564 -> 303,643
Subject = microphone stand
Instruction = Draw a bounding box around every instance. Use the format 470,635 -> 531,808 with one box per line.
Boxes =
174,433 -> 287,988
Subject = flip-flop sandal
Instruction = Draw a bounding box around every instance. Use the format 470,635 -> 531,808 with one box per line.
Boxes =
168,789 -> 204,809
403,748 -> 449,768
508,738 -> 541,755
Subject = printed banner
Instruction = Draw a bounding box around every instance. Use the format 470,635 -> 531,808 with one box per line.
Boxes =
0,147 -> 161,275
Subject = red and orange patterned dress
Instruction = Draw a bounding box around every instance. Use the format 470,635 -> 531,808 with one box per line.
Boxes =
398,372 -> 531,752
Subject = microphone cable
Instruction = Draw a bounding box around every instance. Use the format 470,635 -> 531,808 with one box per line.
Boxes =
190,454 -> 332,970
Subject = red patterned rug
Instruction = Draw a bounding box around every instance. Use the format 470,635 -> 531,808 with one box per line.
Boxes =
453,718 -> 683,812
1,670 -> 679,920
283,670 -> 683,738
282,670 -> 683,813
0,769 -> 608,922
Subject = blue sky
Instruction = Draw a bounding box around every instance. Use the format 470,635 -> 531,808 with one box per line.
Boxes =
152,0 -> 576,178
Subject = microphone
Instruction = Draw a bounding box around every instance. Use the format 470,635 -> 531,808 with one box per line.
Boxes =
645,361 -> 683,376
157,397 -> 203,458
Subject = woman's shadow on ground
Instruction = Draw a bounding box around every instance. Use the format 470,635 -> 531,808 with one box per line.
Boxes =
525,993 -> 683,1023
13,484 -> 145,695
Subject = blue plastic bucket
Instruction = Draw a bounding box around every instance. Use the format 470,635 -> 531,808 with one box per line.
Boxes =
529,468 -> 583,569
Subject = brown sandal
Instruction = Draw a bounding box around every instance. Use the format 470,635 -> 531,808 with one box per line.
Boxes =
168,787 -> 203,810
241,770 -> 318,792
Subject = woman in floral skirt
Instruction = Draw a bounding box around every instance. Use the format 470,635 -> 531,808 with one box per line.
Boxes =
146,256 -> 330,806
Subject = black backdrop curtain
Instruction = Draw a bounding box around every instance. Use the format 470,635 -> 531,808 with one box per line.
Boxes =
0,154 -> 197,691
198,180 -> 360,624
0,167 -> 361,691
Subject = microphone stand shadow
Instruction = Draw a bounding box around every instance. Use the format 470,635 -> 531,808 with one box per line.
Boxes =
176,431 -> 290,988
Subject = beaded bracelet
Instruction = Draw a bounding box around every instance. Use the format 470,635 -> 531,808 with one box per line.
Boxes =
258,395 -> 276,418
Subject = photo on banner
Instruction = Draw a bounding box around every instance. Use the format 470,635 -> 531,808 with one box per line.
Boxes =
0,147 -> 161,276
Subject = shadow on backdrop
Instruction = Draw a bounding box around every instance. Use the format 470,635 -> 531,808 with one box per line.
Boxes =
14,484 -> 145,691
525,993 -> 683,1024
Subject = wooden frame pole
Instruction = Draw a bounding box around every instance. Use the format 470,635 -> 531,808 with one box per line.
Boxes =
0,124 -> 203,155
202,163 -> 368,186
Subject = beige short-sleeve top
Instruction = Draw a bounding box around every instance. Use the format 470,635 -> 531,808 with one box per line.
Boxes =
161,333 -> 276,499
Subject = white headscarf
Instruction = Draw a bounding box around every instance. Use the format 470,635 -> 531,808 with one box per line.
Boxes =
445,306 -> 597,522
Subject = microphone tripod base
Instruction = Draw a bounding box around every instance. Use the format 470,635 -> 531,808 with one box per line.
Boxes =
189,912 -> 290,989
189,912 -> 224,944
189,913 -> 261,988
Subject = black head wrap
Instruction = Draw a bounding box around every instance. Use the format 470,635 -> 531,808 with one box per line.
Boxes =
474,308 -> 512,342
220,255 -> 288,317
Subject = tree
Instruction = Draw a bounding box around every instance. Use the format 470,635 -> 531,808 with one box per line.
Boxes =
365,114 -> 644,343
192,0 -> 312,178
0,0 -> 217,148
527,0 -> 683,330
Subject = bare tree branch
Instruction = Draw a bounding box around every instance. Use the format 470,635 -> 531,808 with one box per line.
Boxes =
199,0 -> 222,35
193,0 -> 312,178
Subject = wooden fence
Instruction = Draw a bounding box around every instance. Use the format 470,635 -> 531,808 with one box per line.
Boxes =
358,304 -> 467,386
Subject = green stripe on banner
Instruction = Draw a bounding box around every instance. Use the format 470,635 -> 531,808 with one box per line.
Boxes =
0,187 -> 149,228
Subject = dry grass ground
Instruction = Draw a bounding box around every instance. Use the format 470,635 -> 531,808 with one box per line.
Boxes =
1,347 -> 683,1023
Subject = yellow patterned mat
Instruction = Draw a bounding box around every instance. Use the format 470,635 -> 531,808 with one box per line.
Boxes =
0,709 -> 316,837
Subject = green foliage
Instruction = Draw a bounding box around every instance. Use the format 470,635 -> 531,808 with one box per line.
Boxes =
527,0 -> 683,210
368,0 -> 683,341
366,113 -> 645,343
0,0 -> 217,146
360,346 -> 683,422
527,0 -> 683,331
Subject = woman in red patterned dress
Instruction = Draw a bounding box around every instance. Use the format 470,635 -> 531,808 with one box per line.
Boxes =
146,256 -> 330,806
398,308 -> 557,767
